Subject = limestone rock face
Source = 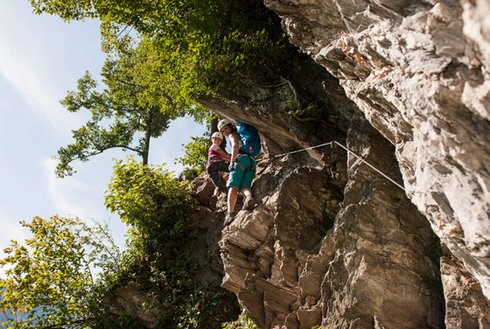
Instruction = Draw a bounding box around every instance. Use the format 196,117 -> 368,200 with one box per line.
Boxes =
213,99 -> 451,327
198,10 -> 490,323
264,0 -> 490,300
184,0 -> 490,327
441,246 -> 490,328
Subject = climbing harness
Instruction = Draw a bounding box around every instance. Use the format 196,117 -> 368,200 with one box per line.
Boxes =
257,140 -> 405,191
234,153 -> 257,173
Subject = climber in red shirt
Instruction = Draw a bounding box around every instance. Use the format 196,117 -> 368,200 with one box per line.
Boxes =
206,131 -> 231,197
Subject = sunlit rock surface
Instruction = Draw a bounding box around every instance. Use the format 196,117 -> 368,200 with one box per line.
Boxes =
264,0 -> 490,302
195,0 -> 490,325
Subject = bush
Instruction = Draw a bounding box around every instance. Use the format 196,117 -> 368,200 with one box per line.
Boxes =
176,136 -> 209,176
222,310 -> 259,329
104,157 -> 233,328
105,157 -> 192,242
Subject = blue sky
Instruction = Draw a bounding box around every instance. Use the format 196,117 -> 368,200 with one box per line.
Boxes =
0,2 -> 206,253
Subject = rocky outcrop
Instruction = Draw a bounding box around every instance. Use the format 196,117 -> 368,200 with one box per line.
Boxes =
182,0 -> 490,327
441,246 -> 490,328
208,89 -> 452,327
103,282 -> 160,327
189,0 -> 490,323
262,0 -> 490,302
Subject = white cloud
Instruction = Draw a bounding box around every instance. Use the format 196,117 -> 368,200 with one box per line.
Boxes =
0,51 -> 66,126
0,2 -> 102,131
44,157 -> 92,218
0,215 -> 28,247
43,156 -> 128,250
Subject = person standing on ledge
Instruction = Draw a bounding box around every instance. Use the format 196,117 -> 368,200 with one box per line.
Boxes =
218,119 -> 258,225
206,131 -> 230,198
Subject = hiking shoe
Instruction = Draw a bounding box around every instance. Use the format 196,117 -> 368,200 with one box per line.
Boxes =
243,195 -> 255,210
224,212 -> 236,226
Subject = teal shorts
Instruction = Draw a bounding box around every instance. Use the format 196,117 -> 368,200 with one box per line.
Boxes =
227,154 -> 256,190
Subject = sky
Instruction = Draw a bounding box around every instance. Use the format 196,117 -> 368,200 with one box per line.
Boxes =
0,1 -> 206,254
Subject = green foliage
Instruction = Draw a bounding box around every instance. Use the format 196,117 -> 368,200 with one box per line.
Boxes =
0,216 -> 121,329
150,289 -> 227,329
176,136 -> 209,175
222,310 -> 259,329
56,35 -> 177,177
288,102 -> 325,119
104,157 -> 193,293
31,0 -> 295,98
103,157 -> 234,328
105,157 -> 192,240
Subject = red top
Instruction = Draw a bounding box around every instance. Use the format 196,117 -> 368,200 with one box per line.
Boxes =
207,144 -> 223,165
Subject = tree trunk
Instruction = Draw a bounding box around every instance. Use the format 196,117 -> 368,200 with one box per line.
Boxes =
142,133 -> 150,165
210,117 -> 218,134
142,108 -> 157,166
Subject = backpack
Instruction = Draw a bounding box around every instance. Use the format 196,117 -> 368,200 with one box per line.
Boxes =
236,121 -> 261,157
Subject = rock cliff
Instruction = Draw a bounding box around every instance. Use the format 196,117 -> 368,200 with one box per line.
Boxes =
264,0 -> 490,298
190,0 -> 490,328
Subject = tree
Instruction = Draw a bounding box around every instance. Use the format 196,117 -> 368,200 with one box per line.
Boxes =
56,35 -> 175,177
36,0 -> 293,178
105,157 -> 192,241
31,0 -> 293,94
0,216 -> 121,329
176,136 -> 209,176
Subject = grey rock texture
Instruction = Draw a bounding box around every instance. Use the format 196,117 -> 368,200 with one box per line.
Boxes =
210,87 -> 452,327
264,0 -> 490,300
441,246 -> 490,328
196,1 -> 490,323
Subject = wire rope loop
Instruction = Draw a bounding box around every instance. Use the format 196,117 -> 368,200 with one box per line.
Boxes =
259,140 -> 405,191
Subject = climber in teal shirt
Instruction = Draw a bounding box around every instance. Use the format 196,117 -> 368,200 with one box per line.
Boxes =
218,119 -> 256,225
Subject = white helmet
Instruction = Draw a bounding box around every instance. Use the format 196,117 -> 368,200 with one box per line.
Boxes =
211,132 -> 223,140
217,118 -> 232,131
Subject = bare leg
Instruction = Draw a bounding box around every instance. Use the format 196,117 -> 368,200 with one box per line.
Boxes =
227,187 -> 239,214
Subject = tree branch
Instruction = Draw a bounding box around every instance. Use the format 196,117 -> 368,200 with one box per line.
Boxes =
40,318 -> 92,329
64,145 -> 142,166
